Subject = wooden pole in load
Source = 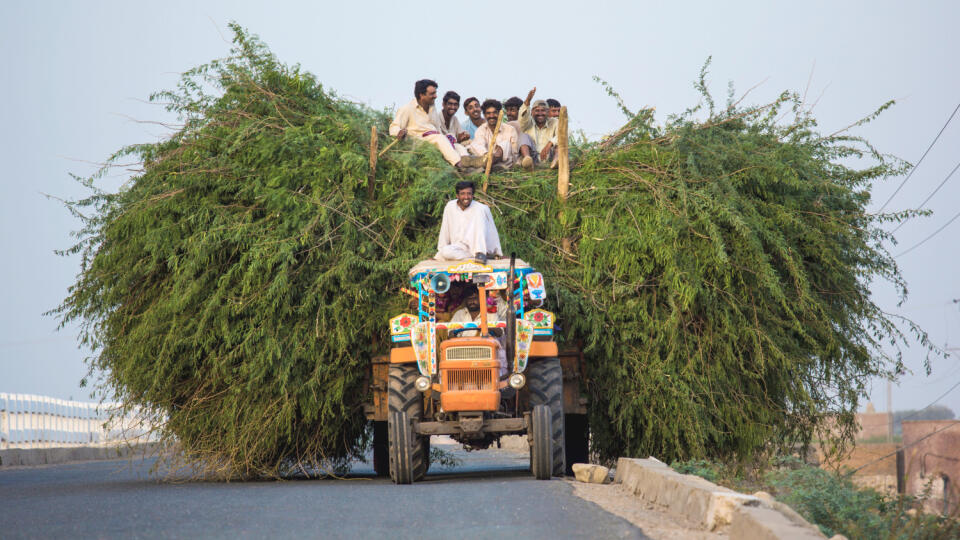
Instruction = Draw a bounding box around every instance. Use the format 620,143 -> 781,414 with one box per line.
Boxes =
368,125 -> 378,198
483,110 -> 505,193
557,107 -> 571,253
377,137 -> 400,159
557,106 -> 569,200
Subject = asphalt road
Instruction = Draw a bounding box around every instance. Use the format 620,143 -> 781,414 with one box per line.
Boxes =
0,442 -> 646,539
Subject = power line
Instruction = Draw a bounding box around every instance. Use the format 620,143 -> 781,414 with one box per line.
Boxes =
894,208 -> 960,258
878,102 -> 960,212
845,378 -> 960,475
897,379 -> 960,424
890,160 -> 960,234
858,377 -> 960,427
847,420 -> 960,476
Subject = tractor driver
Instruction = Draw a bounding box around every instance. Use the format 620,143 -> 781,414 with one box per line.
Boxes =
436,180 -> 503,263
450,286 -> 508,376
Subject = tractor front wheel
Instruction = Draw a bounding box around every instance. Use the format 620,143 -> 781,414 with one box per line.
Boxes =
528,357 -> 566,476
387,364 -> 429,484
531,405 -> 553,480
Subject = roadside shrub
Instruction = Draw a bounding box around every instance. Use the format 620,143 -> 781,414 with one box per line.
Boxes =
674,458 -> 960,539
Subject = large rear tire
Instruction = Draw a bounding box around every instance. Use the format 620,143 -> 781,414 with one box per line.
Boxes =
531,405 -> 553,480
372,421 -> 389,477
388,364 -> 429,484
564,413 -> 589,475
528,357 -> 565,476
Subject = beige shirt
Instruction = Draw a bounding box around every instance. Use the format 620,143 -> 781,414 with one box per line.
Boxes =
389,99 -> 445,138
440,113 -> 463,137
518,103 -> 558,153
469,122 -> 520,168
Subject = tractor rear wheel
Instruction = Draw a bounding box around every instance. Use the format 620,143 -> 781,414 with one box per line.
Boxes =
531,405 -> 553,480
528,357 -> 565,476
564,414 -> 589,475
388,364 -> 429,484
372,421 -> 389,477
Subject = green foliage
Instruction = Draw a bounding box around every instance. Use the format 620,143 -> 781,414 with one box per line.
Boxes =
560,62 -> 928,463
671,459 -> 721,483
768,461 -> 960,539
675,457 -> 960,539
429,447 -> 463,469
56,25 -> 447,477
56,26 -> 927,477
768,462 -> 890,537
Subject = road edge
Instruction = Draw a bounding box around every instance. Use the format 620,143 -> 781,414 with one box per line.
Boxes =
614,457 -> 827,539
0,442 -> 161,468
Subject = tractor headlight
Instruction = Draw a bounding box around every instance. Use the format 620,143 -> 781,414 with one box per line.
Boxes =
415,376 -> 432,392
508,372 -> 526,389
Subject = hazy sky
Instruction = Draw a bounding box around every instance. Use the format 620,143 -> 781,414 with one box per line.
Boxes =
2,1 -> 959,415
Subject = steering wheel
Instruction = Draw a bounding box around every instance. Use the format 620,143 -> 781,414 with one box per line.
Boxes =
449,327 -> 503,338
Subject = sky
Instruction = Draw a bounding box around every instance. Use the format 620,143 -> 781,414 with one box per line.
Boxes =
2,0 -> 959,415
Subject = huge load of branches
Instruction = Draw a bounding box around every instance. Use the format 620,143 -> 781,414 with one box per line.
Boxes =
57,25 -> 919,478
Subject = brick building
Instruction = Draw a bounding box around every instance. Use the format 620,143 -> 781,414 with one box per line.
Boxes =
856,402 -> 892,441
820,442 -> 898,495
902,420 -> 960,514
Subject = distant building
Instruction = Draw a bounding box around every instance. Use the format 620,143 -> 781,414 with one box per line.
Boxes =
817,403 -> 897,496
857,402 -> 893,441
902,420 -> 960,515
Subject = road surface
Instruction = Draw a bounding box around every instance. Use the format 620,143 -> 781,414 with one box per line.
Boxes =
0,441 -> 647,539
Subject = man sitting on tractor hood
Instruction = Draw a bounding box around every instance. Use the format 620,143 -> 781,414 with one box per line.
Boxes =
436,180 -> 502,263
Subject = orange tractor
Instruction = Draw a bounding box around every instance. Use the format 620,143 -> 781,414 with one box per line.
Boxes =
364,255 -> 588,484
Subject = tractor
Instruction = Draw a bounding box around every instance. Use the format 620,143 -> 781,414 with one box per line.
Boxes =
364,255 -> 588,484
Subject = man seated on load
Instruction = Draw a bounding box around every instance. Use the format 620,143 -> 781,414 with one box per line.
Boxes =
389,79 -> 479,169
503,95 -> 536,170
516,87 -> 559,165
460,97 -> 484,140
438,91 -> 471,144
436,180 -> 502,263
450,285 -> 509,376
547,98 -> 562,118
468,99 -> 522,171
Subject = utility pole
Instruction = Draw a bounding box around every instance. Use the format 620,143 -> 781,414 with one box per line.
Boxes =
887,379 -> 893,443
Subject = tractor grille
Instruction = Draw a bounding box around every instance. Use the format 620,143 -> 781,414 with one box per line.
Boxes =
445,346 -> 494,361
444,368 -> 495,392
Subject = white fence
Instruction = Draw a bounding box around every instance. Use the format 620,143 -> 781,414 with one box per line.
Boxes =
0,393 -> 157,450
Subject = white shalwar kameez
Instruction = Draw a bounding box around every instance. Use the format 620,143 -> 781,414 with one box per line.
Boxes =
435,199 -> 503,260
389,99 -> 468,166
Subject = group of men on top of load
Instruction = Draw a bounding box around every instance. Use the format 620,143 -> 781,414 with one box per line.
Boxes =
389,79 -> 563,173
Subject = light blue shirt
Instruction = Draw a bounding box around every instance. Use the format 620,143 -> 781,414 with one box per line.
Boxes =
461,117 -> 482,140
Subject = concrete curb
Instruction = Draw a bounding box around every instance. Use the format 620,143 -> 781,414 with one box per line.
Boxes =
0,443 -> 161,468
614,457 -> 825,539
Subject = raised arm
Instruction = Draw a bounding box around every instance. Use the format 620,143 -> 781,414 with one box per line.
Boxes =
524,87 -> 536,107
519,87 -> 536,130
